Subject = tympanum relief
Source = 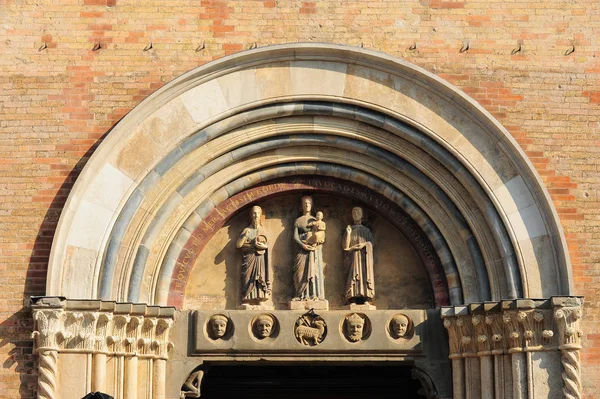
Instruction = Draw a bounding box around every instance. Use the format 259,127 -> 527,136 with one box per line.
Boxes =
185,194 -> 434,311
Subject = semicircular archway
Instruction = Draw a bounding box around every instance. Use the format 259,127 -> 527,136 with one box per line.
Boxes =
48,43 -> 572,306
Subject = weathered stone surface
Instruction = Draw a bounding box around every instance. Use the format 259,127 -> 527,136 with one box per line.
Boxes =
183,194 -> 433,311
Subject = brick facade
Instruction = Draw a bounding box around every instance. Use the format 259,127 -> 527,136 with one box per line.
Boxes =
1,1 -> 599,397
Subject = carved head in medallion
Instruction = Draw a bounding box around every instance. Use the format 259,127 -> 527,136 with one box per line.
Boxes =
390,314 -> 412,339
345,313 -> 365,342
253,314 -> 275,339
207,314 -> 229,340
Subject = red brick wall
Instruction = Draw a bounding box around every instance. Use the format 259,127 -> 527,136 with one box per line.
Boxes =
1,0 -> 599,397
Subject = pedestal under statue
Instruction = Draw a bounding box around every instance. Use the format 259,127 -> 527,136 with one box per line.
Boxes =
343,206 -> 376,310
236,205 -> 273,310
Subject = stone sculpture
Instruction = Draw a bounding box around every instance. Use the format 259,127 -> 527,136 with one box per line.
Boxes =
306,210 -> 326,246
181,368 -> 204,398
294,313 -> 326,346
207,314 -> 229,340
343,206 -> 375,306
344,313 -> 366,343
252,314 -> 276,340
292,196 -> 325,301
389,314 -> 412,339
236,205 -> 272,309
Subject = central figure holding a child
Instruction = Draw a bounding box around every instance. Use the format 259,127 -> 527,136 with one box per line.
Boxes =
292,195 -> 326,302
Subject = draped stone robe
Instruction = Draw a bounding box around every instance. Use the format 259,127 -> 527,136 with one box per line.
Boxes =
239,226 -> 271,302
293,214 -> 325,300
344,224 -> 375,302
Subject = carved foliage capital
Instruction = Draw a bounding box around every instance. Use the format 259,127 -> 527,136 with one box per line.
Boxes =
31,299 -> 175,359
554,306 -> 583,350
441,297 -> 582,359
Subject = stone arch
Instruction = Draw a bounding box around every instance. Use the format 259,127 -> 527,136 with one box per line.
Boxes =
47,43 -> 572,306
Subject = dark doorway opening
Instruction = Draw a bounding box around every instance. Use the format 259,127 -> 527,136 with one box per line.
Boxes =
200,363 -> 426,398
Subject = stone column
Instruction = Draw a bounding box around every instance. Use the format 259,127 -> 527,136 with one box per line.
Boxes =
124,356 -> 138,399
471,312 -> 493,399
442,313 -> 464,399
152,319 -> 174,399
153,359 -> 167,399
442,297 -> 582,399
485,308 -> 506,399
453,307 -> 479,399
109,315 -> 130,399
123,316 -> 142,399
31,298 -> 64,399
31,298 -> 176,399
553,297 -> 583,399
92,314 -> 112,392
503,307 -> 528,399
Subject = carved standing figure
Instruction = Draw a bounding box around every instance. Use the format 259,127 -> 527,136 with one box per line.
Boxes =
343,206 -> 375,304
236,205 -> 272,306
292,196 -> 325,301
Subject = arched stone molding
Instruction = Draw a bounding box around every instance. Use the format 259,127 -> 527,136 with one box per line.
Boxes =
47,43 -> 572,306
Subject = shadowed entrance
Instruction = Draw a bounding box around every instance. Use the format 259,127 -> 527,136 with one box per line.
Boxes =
199,364 -> 426,398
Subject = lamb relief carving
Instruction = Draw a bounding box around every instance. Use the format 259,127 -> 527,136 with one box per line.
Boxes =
294,312 -> 326,346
